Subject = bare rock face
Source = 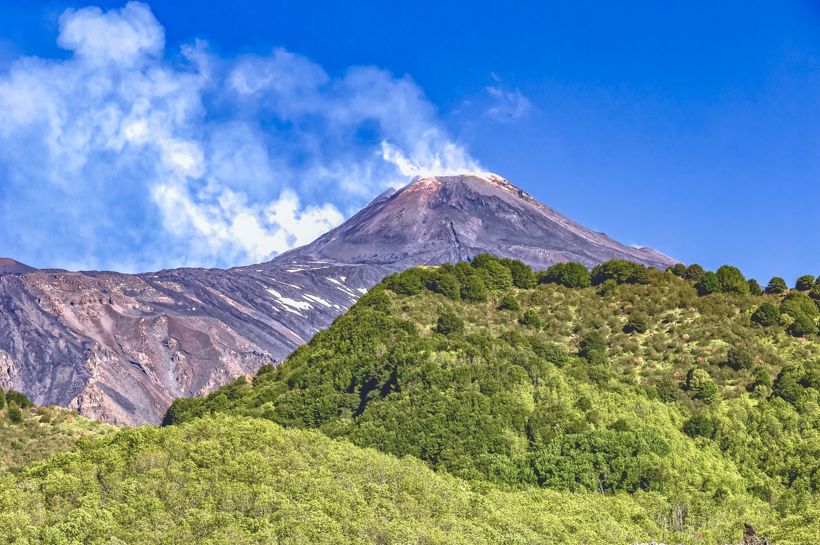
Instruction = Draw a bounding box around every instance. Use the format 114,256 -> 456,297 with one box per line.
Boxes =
0,173 -> 675,424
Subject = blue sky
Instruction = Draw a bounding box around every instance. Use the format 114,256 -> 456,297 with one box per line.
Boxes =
0,1 -> 818,282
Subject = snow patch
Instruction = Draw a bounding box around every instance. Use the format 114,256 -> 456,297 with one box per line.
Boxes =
266,288 -> 312,314
303,293 -> 332,307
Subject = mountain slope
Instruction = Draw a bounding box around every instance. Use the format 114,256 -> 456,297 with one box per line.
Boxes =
166,257 -> 819,544
0,173 -> 674,424
280,173 -> 674,269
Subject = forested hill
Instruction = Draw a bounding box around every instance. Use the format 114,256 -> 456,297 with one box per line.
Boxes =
166,256 -> 820,544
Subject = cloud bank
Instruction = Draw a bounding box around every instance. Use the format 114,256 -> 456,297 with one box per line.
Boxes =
0,2 -> 480,271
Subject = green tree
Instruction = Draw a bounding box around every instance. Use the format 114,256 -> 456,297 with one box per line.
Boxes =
500,258 -> 536,289
765,276 -> 788,294
460,275 -> 488,302
795,275 -> 815,292
695,271 -> 720,295
668,263 -> 686,277
715,265 -> 748,294
686,368 -> 718,404
747,279 -> 762,296
579,331 -> 606,359
435,312 -> 464,336
787,313 -> 817,337
655,378 -> 679,402
773,366 -> 805,405
472,255 -> 513,291
387,270 -> 423,295
425,269 -> 461,300
5,390 -> 32,408
590,260 -> 648,286
725,346 -> 754,371
749,368 -> 772,395
751,302 -> 779,327
780,292 -> 819,320
683,263 -> 706,283
683,413 -> 715,438
539,262 -> 591,288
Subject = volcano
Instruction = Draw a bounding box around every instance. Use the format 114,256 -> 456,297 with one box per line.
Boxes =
0,173 -> 674,423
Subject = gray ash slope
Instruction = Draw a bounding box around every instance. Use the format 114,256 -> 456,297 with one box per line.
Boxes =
279,173 -> 674,269
0,173 -> 674,424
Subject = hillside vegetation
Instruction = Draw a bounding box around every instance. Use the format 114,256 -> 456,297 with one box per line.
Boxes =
0,390 -> 116,472
166,256 -> 820,544
0,414 -> 707,545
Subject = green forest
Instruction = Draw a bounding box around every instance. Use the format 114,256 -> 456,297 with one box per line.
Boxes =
2,256 -> 819,544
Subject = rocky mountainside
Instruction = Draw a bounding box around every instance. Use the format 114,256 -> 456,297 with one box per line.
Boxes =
280,173 -> 674,269
0,173 -> 675,424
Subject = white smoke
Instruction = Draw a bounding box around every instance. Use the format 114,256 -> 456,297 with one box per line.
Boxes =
0,2 -> 479,271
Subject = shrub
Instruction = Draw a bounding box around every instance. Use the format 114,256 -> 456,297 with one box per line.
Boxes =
5,390 -> 32,408
695,272 -> 720,295
747,279 -> 762,296
597,279 -> 617,296
519,309 -> 542,329
683,413 -> 715,438
497,294 -> 520,311
539,262 -> 591,288
435,312 -> 464,336
7,403 -> 23,423
751,303 -> 779,327
623,314 -> 648,334
765,277 -> 788,294
460,275 -> 488,302
795,275 -> 815,292
0,389 -> 5,410
715,265 -> 748,294
590,260 -> 648,286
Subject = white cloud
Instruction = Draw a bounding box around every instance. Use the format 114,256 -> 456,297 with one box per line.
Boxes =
58,2 -> 164,66
0,2 -> 479,271
485,76 -> 531,122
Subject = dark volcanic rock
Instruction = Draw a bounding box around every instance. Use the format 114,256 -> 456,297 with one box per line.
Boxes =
0,173 -> 675,424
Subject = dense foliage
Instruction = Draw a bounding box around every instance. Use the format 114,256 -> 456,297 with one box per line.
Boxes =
1,415 -> 702,545
166,256 -> 820,544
